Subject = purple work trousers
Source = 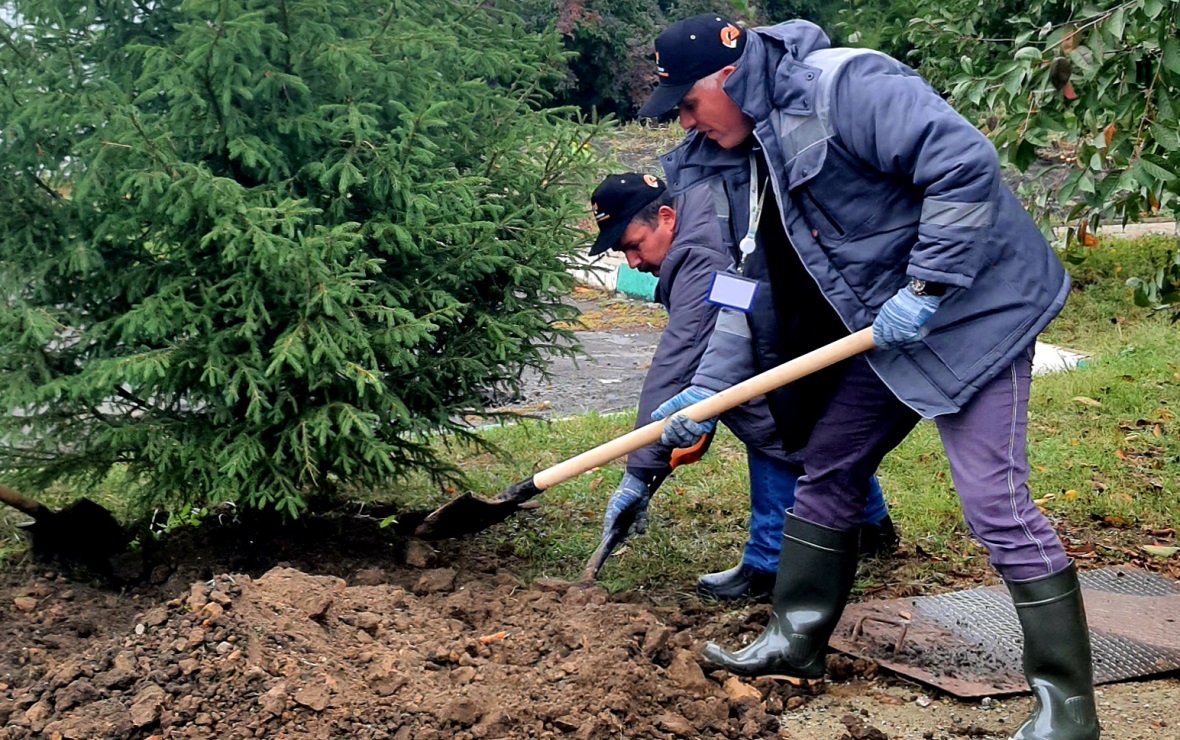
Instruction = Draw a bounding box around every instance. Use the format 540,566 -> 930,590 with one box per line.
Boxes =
792,348 -> 1069,581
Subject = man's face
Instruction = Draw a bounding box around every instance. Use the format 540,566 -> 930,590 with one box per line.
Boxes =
615,206 -> 676,276
677,67 -> 754,150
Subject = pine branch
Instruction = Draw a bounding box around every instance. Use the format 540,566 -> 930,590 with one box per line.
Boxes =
27,171 -> 63,201
128,112 -> 178,178
201,0 -> 230,133
0,21 -> 28,62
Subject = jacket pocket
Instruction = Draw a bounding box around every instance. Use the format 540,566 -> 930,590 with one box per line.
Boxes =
802,189 -> 846,238
919,284 -> 1036,384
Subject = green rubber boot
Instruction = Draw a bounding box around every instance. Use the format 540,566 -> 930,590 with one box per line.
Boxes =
700,513 -> 859,683
1006,563 -> 1101,740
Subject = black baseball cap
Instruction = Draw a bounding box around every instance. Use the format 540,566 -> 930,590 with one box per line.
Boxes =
589,173 -> 667,256
638,14 -> 748,119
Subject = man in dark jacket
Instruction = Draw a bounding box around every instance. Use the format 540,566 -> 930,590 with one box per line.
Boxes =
588,173 -> 894,601
636,15 -> 1098,740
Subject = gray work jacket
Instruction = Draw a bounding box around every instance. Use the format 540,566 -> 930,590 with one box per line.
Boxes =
662,21 -> 1070,417
626,185 -> 793,483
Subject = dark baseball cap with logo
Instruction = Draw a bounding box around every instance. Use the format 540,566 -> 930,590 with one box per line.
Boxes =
588,173 -> 667,256
637,14 -> 747,119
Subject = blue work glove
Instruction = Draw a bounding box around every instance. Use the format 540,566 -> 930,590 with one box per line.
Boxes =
652,385 -> 718,448
872,286 -> 943,350
602,472 -> 653,538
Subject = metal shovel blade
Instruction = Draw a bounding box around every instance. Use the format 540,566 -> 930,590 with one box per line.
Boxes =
0,485 -> 129,569
413,476 -> 541,539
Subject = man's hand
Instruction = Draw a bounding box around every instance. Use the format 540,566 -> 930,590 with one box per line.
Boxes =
872,286 -> 943,349
652,385 -> 718,448
602,472 -> 653,539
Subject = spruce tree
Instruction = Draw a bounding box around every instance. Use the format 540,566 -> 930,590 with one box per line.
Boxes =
0,0 -> 605,515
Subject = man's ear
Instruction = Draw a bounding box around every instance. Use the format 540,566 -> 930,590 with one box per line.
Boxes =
718,65 -> 738,83
658,204 -> 677,230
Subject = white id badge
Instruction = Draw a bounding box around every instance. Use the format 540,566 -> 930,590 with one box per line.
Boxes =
706,272 -> 759,313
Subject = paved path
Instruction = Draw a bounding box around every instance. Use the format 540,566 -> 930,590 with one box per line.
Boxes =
497,296 -> 1087,421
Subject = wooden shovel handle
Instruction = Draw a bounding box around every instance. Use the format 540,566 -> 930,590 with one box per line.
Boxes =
0,484 -> 48,517
533,328 -> 875,491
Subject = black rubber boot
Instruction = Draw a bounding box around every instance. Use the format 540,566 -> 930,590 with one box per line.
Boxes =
700,513 -> 859,682
858,515 -> 900,559
1007,563 -> 1101,740
696,563 -> 775,602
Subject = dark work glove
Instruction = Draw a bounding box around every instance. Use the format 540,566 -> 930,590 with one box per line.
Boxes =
602,472 -> 653,539
652,385 -> 718,448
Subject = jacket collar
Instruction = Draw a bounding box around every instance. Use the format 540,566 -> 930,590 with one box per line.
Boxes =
663,21 -> 832,184
723,21 -> 831,122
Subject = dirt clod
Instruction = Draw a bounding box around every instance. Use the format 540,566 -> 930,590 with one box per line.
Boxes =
414,567 -> 457,594
128,685 -> 166,727
658,712 -> 696,735
350,568 -> 388,586
666,649 -> 712,692
841,711 -> 891,739
723,676 -> 762,705
404,541 -> 437,569
292,679 -> 332,712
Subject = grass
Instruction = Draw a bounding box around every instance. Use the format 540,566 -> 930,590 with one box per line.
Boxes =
3,235 -> 1177,590
604,121 -> 686,174
395,234 -> 1180,591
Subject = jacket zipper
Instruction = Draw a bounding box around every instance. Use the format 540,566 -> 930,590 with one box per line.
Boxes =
804,189 -> 845,236
753,133 -> 852,333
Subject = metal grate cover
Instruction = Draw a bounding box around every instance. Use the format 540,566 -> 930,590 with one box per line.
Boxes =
830,566 -> 1180,698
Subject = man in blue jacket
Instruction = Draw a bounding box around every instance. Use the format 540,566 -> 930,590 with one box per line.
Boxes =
637,15 -> 1098,740
589,173 -> 895,601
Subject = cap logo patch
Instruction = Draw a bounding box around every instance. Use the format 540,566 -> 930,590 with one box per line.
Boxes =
719,24 -> 741,49
592,202 -> 609,222
655,51 -> 668,78
643,175 -> 660,188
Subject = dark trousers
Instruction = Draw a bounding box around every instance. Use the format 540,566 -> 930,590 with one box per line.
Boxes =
792,351 -> 1069,581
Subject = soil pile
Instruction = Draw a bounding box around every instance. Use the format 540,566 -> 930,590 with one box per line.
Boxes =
1,562 -> 796,739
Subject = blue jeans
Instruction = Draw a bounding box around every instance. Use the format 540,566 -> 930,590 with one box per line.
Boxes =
743,446 -> 890,573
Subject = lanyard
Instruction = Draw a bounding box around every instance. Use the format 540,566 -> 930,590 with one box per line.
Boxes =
738,150 -> 766,269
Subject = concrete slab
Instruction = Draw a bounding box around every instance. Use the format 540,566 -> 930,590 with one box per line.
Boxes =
1055,219 -> 1177,241
568,252 -> 626,293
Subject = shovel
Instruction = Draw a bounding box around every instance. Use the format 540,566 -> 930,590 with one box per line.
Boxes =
581,430 -> 713,581
413,328 -> 875,540
0,484 -> 130,569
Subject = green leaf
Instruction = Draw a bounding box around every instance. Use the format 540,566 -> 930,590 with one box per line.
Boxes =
1014,46 -> 1042,62
1105,7 -> 1126,42
1164,39 -> 1180,76
1143,545 -> 1179,558
1151,123 -> 1180,152
1158,89 -> 1176,122
1003,66 -> 1026,98
1137,156 -> 1178,182
1144,0 -> 1164,19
